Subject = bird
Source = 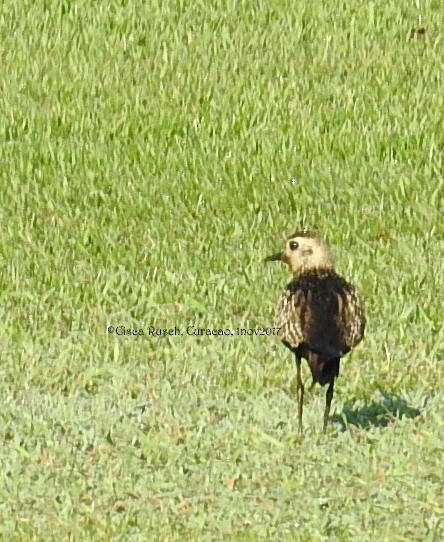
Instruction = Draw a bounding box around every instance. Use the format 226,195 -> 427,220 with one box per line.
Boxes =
265,229 -> 365,433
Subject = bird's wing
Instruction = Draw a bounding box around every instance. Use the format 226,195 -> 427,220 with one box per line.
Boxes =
274,288 -> 304,348
338,286 -> 365,349
275,281 -> 365,352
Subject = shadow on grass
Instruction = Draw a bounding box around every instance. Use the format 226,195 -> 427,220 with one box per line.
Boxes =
333,389 -> 422,431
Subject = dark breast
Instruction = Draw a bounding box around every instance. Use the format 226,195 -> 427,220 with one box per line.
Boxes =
275,269 -> 365,358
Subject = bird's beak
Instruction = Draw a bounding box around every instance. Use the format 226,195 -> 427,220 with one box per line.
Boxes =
265,251 -> 283,262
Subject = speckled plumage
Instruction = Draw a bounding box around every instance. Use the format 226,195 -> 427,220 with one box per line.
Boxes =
276,269 -> 365,384
266,230 -> 365,433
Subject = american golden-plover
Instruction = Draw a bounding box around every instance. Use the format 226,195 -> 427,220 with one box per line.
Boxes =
266,229 -> 365,433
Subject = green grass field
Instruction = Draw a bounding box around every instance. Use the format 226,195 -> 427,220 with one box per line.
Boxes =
1,0 -> 443,539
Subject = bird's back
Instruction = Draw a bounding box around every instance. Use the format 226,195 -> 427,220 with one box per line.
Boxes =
276,269 -> 365,364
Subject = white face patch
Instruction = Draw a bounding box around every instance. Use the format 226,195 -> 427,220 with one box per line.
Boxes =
284,236 -> 334,274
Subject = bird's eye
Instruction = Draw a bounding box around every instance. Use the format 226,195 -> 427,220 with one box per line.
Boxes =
289,241 -> 299,250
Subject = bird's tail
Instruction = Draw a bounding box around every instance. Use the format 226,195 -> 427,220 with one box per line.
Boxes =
308,352 -> 340,386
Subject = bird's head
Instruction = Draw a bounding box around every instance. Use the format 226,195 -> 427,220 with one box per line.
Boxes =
265,229 -> 334,275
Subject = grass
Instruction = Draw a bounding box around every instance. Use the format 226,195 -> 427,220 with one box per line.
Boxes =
0,0 -> 443,539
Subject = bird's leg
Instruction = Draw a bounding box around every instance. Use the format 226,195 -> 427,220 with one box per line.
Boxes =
323,379 -> 335,433
295,356 -> 304,433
